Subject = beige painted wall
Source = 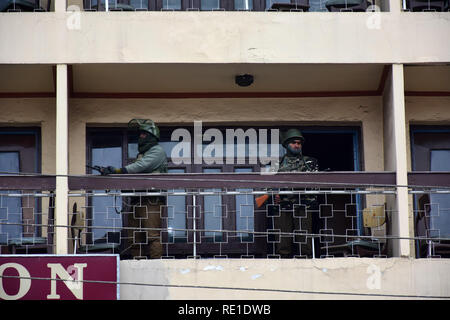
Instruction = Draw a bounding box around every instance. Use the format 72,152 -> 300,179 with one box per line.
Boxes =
119,258 -> 450,300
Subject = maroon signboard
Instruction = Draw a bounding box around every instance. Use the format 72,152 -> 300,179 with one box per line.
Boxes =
0,255 -> 119,300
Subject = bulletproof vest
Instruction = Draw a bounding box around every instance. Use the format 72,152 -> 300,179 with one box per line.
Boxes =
278,155 -> 318,173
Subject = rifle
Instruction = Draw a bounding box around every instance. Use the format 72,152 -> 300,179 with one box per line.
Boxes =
255,194 -> 271,209
256,167 -> 329,209
86,165 -> 104,174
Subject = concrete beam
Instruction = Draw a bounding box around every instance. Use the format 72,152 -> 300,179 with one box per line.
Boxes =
0,12 -> 449,64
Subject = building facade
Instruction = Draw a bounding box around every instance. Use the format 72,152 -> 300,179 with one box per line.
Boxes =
0,0 -> 449,299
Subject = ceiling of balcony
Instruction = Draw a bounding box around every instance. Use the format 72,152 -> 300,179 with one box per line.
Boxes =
70,63 -> 385,95
404,65 -> 450,93
0,63 -> 448,97
0,64 -> 54,94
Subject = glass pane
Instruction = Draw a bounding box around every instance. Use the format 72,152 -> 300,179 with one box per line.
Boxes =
430,150 -> 450,172
162,141 -> 187,160
234,0 -> 252,10
193,127 -> 283,165
203,168 -> 222,241
167,168 -> 186,242
0,152 -> 21,240
235,167 -> 254,241
201,136 -> 281,165
309,0 -> 327,12
130,0 -> 149,9
266,0 -> 289,9
202,142 -> 224,163
429,150 -> 450,237
128,143 -> 138,160
91,142 -> 123,242
107,0 -> 117,8
201,0 -> 220,10
162,0 -> 181,9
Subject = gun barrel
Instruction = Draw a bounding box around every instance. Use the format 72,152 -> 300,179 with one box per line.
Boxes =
86,165 -> 102,173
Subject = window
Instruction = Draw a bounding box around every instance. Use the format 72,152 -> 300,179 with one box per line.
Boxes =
430,149 -> 450,235
130,0 -> 149,9
167,168 -> 187,242
411,126 -> 450,257
87,130 -> 124,243
0,128 -> 41,249
0,152 -> 21,240
153,0 -> 257,11
234,0 -> 252,10
201,0 -> 220,9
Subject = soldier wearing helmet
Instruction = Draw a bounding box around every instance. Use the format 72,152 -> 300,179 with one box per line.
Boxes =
100,119 -> 168,259
273,128 -> 319,258
100,119 -> 167,175
279,129 -> 318,173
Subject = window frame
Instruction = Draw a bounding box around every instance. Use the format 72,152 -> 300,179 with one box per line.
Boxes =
0,127 -> 42,240
410,125 -> 450,257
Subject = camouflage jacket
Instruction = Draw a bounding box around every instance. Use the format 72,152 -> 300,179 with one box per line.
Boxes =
277,154 -> 319,208
125,144 -> 168,174
278,155 -> 319,173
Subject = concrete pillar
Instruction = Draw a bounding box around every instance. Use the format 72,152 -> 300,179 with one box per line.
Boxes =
388,0 -> 403,12
55,64 -> 69,254
55,0 -> 66,12
383,64 -> 411,257
392,64 -> 410,257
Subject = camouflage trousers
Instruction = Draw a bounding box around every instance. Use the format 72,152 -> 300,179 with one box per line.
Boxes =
125,196 -> 163,259
273,204 -> 317,258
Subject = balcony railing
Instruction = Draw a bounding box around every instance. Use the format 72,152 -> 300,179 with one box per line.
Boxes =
402,0 -> 450,11
80,0 -> 387,12
1,171 -> 449,259
0,0 -> 51,12
2,0 -> 449,13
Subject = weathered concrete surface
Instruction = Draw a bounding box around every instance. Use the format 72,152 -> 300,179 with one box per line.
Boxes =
120,258 -> 450,300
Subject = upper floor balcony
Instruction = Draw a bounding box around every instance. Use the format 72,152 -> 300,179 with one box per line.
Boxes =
1,171 -> 449,259
1,0 -> 449,12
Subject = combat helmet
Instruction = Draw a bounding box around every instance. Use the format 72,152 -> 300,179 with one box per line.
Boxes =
128,119 -> 160,140
280,128 -> 305,148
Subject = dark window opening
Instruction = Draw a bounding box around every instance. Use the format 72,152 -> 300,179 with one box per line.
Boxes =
411,126 -> 450,258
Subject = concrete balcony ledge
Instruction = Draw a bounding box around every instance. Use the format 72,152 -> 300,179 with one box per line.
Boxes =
119,257 -> 450,299
0,12 -> 449,64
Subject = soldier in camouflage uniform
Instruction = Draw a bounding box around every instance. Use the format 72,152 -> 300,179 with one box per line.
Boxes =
100,119 -> 168,259
274,128 -> 319,258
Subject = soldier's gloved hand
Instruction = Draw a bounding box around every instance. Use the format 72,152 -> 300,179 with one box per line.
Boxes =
100,166 -> 115,175
100,166 -> 127,175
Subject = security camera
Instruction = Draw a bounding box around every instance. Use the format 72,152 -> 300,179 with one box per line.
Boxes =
235,74 -> 254,87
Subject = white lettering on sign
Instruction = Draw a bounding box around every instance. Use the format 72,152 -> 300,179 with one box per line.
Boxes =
47,263 -> 87,300
0,263 -> 32,300
0,262 -> 89,300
